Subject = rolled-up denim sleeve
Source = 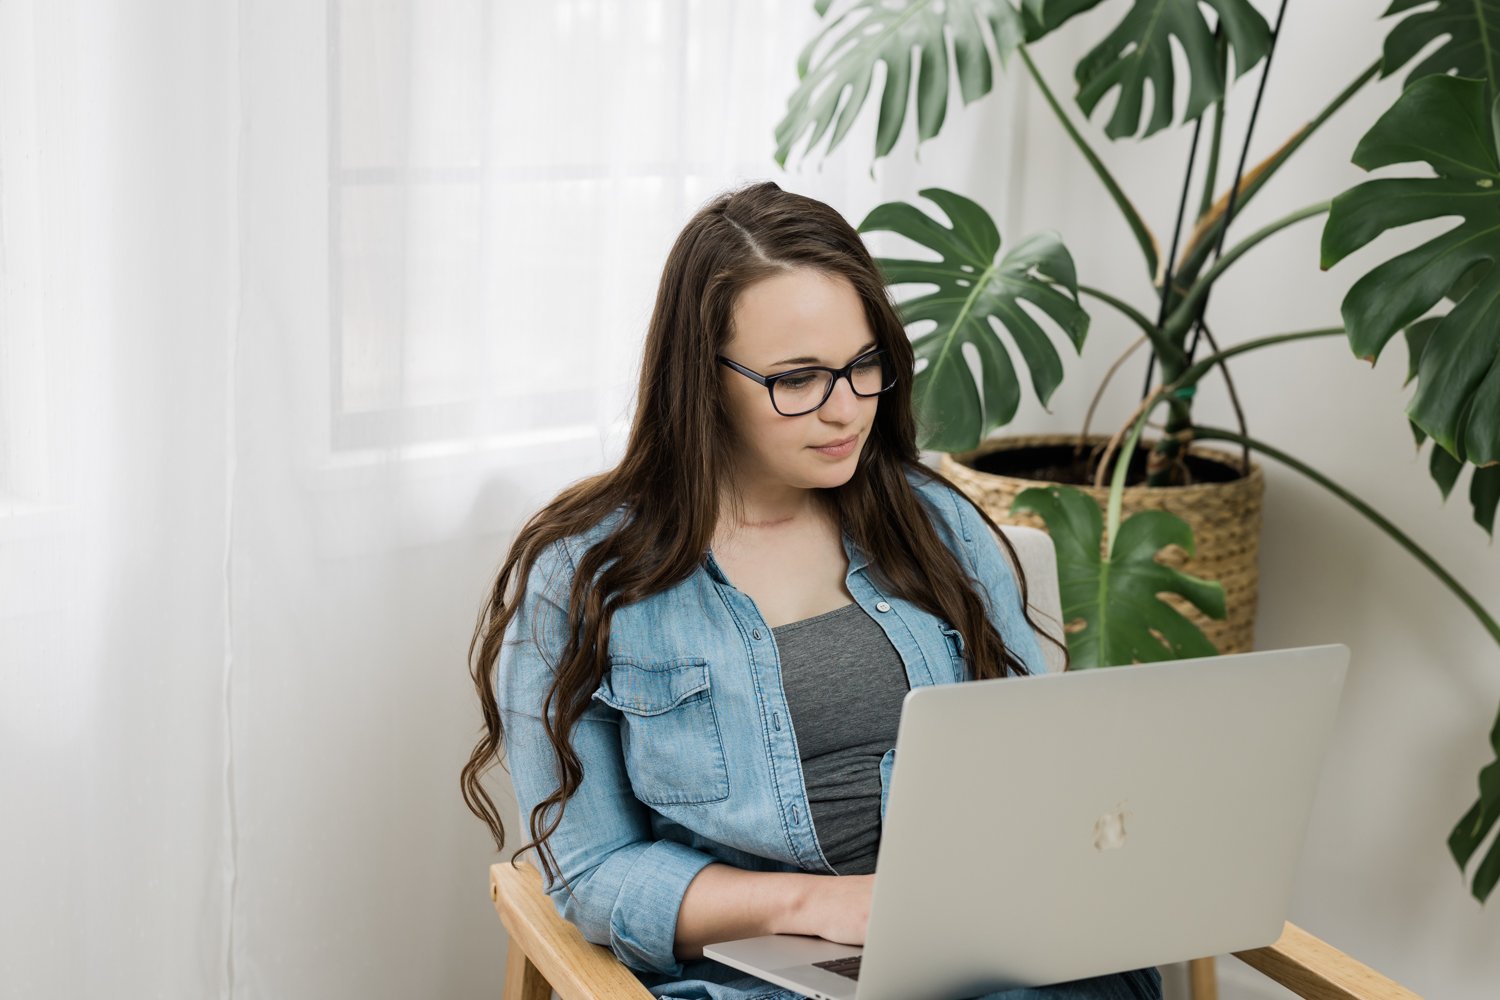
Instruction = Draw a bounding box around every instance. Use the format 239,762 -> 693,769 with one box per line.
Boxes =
944,487 -> 1049,677
495,537 -> 718,977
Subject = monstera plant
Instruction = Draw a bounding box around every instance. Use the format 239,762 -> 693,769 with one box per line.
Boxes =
773,0 -> 1500,904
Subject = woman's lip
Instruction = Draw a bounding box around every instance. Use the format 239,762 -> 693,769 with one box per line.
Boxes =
811,434 -> 858,450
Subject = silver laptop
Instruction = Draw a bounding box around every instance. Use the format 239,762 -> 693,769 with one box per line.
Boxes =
704,643 -> 1350,1000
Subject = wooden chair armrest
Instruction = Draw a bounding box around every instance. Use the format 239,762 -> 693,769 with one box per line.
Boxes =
1232,922 -> 1423,1000
491,859 -> 656,1000
491,859 -> 1423,1000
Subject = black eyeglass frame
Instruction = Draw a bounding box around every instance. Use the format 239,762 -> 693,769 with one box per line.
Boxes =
716,346 -> 898,416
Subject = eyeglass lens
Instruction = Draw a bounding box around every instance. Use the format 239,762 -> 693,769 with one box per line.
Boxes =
771,353 -> 896,416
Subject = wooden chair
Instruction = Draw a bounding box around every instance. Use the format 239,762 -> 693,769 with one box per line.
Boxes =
491,859 -> 1420,1000
490,525 -> 1424,1000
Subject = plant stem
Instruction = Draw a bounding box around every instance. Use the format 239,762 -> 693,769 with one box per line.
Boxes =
1141,325 -> 1339,487
1017,44 -> 1158,282
1077,284 -> 1185,365
1106,406 -> 1148,555
1198,75 -> 1226,223
1193,426 -> 1500,646
1164,201 -> 1331,339
1193,321 -> 1251,474
1101,388 -> 1172,551
1200,104 -> 1224,221
1081,334 -> 1150,446
1173,58 -> 1381,286
1174,326 -> 1345,387
1137,219 -> 1334,493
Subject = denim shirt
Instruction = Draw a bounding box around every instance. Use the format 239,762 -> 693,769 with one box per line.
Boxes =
495,464 -> 1048,998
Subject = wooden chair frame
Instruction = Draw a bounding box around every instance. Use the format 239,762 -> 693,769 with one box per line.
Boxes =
492,859 -> 1422,1000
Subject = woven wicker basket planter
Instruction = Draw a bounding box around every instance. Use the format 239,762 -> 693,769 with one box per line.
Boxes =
939,433 -> 1265,656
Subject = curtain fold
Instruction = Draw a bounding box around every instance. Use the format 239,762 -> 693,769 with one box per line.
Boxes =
1,2 -> 237,997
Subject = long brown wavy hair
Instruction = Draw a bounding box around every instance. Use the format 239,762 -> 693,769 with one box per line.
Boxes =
462,180 -> 1068,893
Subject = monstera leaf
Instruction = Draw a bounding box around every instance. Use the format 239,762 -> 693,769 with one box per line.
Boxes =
1404,315 -> 1500,536
773,0 -> 1030,166
857,188 -> 1088,453
1011,485 -> 1226,668
1020,0 -> 1271,140
1380,0 -> 1500,97
1321,73 -> 1500,467
1449,707 -> 1500,903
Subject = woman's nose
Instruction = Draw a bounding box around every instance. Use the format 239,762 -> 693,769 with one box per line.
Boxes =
821,373 -> 861,420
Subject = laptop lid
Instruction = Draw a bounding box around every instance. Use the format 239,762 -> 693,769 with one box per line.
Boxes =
849,643 -> 1349,1000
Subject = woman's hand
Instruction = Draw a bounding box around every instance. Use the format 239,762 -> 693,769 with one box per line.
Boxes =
796,873 -> 876,946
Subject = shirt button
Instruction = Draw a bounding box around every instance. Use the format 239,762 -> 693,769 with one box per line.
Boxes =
752,628 -> 763,640
791,804 -> 801,825
875,601 -> 891,613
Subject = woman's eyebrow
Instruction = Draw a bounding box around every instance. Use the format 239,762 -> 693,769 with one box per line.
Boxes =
770,340 -> 879,368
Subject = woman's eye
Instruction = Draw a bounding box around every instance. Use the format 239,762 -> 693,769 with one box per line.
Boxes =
779,375 -> 816,389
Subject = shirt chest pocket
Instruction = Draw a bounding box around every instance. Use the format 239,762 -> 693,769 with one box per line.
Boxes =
590,655 -> 731,807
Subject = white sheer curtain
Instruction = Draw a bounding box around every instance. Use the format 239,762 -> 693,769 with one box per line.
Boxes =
0,2 -> 1021,996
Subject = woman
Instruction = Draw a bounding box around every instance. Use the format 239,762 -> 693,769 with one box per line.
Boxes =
462,181 -> 1163,1000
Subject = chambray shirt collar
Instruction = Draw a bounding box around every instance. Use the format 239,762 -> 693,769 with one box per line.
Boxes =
701,548 -> 729,584
842,527 -> 870,576
702,528 -> 869,584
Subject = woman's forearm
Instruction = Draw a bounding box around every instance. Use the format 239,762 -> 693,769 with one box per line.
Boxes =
673,863 -> 823,961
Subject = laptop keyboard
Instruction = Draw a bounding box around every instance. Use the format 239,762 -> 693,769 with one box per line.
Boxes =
812,955 -> 862,981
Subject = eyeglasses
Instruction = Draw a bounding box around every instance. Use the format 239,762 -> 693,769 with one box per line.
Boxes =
717,347 -> 898,416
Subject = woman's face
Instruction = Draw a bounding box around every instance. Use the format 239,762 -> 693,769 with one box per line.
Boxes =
719,268 -> 881,498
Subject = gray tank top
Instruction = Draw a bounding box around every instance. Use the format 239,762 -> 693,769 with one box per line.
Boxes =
771,602 -> 910,875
